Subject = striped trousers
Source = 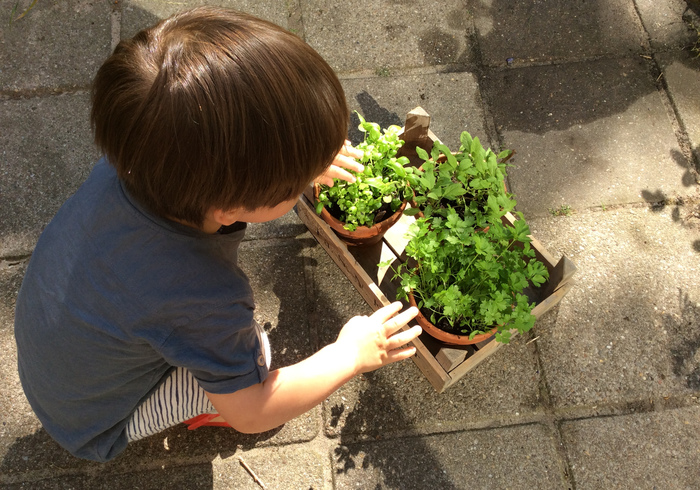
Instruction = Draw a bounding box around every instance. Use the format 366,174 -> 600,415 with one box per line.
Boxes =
126,329 -> 271,442
125,367 -> 217,442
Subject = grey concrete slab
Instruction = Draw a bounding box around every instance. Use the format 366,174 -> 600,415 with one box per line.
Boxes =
341,72 -> 490,151
0,260 -> 46,475
0,93 -> 99,257
211,444 -> 327,489
483,57 -> 692,217
243,208 -> 308,241
2,463 -> 214,489
561,405 -> 700,489
121,0 -> 290,39
0,0 -> 111,92
635,0 -> 699,51
332,423 -> 565,489
471,0 -> 647,67
658,51 -> 700,166
305,245 -> 546,440
239,238 -> 316,370
527,207 -> 700,411
302,0 -> 475,74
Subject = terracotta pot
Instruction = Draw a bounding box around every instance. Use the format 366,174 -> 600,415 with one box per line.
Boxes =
314,183 -> 407,247
407,291 -> 497,346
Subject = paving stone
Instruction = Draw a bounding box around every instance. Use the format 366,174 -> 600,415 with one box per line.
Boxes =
1,463 -> 214,489
302,0 -> 475,74
0,93 -> 99,257
636,0 -> 699,51
658,51 -> 700,167
243,208 -> 308,241
305,245 -> 545,440
561,405 -> 700,489
527,207 -> 700,410
0,0 -> 111,92
471,0 -> 647,66
239,239 -> 315,370
121,0 -> 290,39
341,72 -> 490,151
332,423 -> 564,489
211,444 -> 326,489
3,444 -> 326,489
484,57 -> 691,217
0,260 -> 48,476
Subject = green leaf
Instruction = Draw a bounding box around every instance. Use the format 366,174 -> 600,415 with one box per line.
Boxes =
497,149 -> 513,161
442,183 -> 467,200
420,170 -> 436,190
415,146 -> 429,161
460,131 -> 473,152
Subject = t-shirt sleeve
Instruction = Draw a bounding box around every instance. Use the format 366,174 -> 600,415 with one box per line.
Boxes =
157,302 -> 269,395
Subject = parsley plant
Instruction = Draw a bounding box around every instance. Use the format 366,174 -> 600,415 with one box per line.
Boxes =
392,132 -> 549,344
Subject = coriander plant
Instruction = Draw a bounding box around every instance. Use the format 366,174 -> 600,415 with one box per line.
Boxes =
315,113 -> 414,231
392,132 -> 549,344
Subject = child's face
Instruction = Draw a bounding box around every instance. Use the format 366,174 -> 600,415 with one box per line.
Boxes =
200,195 -> 300,233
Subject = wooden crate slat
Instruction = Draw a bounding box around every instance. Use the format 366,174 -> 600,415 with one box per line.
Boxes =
539,255 -> 577,298
397,106 -> 439,168
531,280 -> 575,318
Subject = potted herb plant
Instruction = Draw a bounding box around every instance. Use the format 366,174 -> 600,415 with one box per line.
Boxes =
392,132 -> 549,344
315,113 -> 414,246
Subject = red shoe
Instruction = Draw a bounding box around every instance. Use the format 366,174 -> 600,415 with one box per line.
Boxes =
182,413 -> 231,430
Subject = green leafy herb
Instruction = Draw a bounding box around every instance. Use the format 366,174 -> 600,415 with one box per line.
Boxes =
315,113 -> 414,231
392,132 -> 548,344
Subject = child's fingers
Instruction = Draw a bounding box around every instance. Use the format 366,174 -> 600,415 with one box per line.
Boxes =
369,301 -> 404,324
334,153 -> 364,172
381,307 -> 419,336
387,325 -> 422,350
316,164 -> 356,186
384,346 -> 417,364
341,141 -> 364,159
315,175 -> 334,187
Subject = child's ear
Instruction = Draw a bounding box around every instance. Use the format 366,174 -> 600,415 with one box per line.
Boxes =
210,208 -> 239,226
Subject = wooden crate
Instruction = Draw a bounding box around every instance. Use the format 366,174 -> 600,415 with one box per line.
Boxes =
295,107 -> 576,392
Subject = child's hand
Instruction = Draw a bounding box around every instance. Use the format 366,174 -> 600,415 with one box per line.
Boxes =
315,140 -> 364,187
335,302 -> 422,375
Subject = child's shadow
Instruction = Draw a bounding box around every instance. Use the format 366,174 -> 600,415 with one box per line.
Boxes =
1,423 -> 283,486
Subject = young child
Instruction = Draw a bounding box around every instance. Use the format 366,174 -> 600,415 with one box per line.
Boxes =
14,7 -> 421,462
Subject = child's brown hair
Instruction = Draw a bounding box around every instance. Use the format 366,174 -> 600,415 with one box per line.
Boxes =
91,7 -> 348,226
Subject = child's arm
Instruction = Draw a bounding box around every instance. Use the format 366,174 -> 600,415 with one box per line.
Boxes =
205,302 -> 421,434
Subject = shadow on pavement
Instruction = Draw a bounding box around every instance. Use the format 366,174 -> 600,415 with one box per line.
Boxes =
642,149 -> 700,253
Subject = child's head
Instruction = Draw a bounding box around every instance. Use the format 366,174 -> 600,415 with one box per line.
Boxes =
91,7 -> 348,226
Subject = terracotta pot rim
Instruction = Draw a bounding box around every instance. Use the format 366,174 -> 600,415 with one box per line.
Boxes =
407,290 -> 497,346
313,183 -> 406,246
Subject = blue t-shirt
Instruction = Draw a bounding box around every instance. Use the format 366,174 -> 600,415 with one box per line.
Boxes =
14,159 -> 268,462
